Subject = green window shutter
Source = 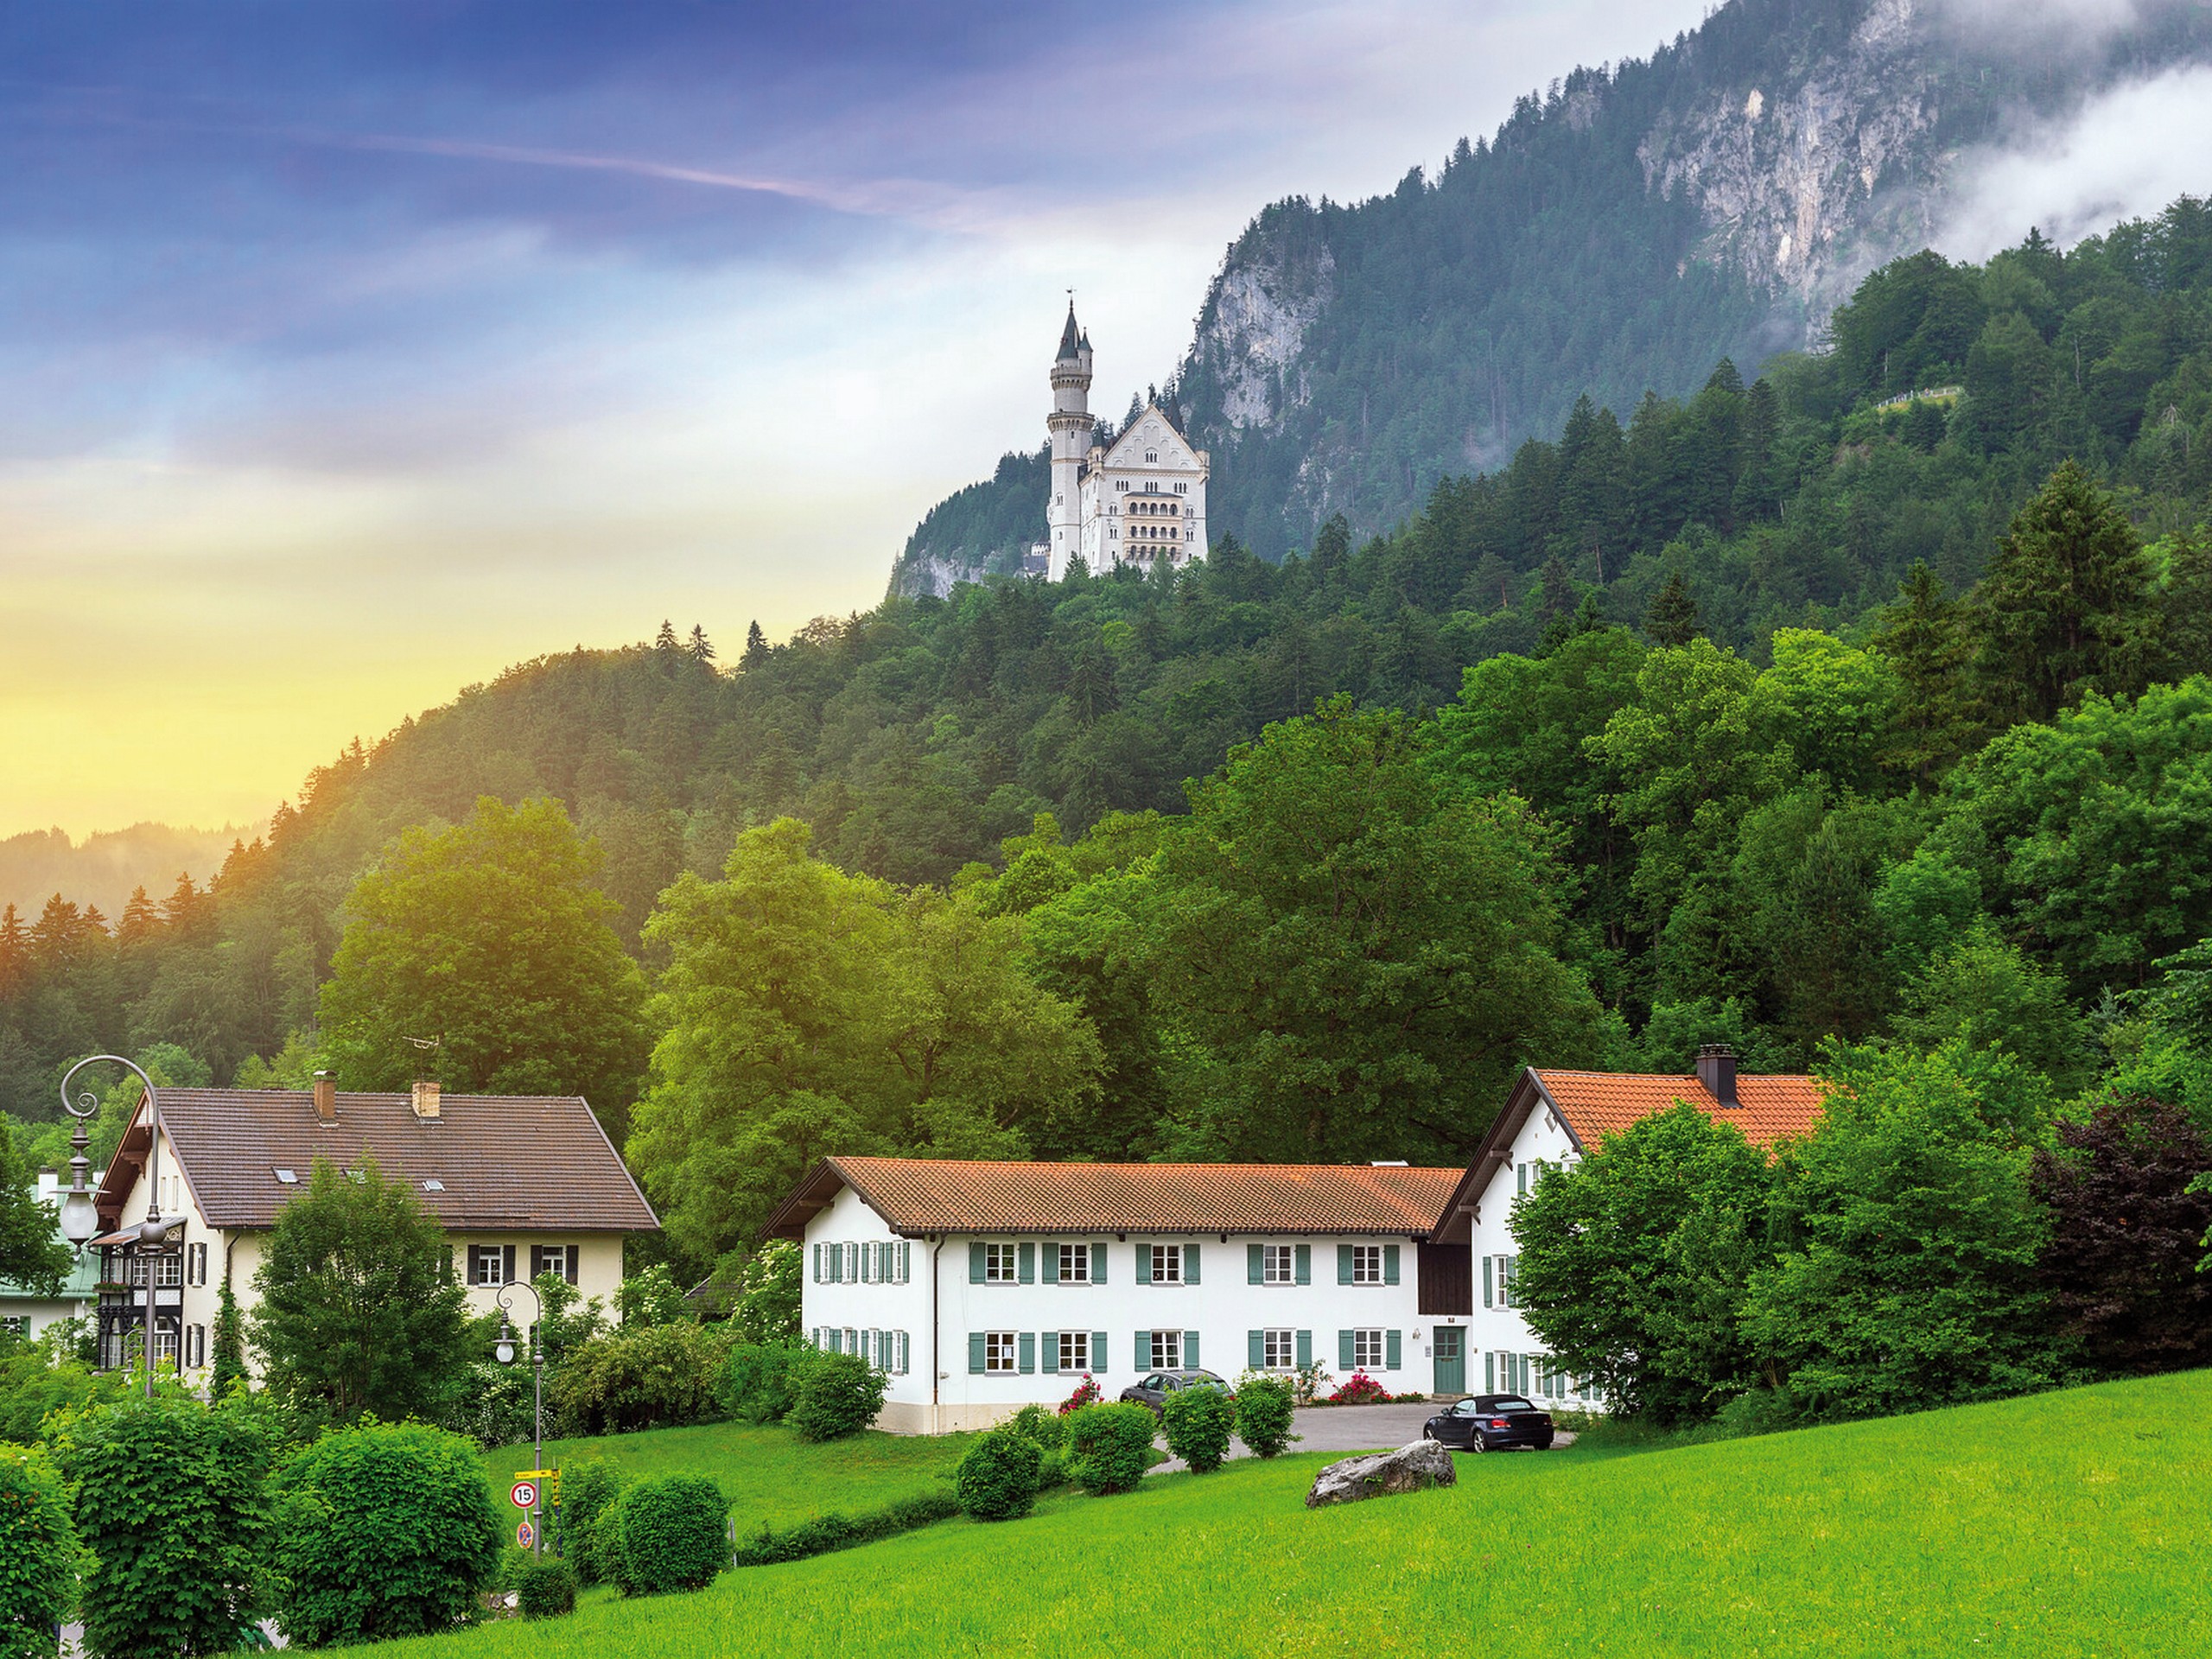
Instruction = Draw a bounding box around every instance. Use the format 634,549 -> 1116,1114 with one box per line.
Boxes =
1092,1241 -> 1109,1284
1248,1243 -> 1264,1284
1482,1255 -> 1492,1308
1485,1351 -> 1495,1390
1517,1354 -> 1529,1395
1184,1332 -> 1199,1370
1249,1330 -> 1265,1369
1296,1330 -> 1313,1369
1093,1331 -> 1109,1371
1386,1330 -> 1402,1371
969,1243 -> 986,1284
1185,1243 -> 1200,1285
1337,1245 -> 1353,1286
967,1333 -> 985,1374
1135,1331 -> 1150,1370
899,1241 -> 911,1283
1133,1240 -> 1151,1286
1043,1332 -> 1060,1375
1338,1330 -> 1355,1370
1019,1333 -> 1036,1374
1018,1243 -> 1035,1284
1518,1162 -> 1528,1195
1383,1244 -> 1401,1286
1294,1244 -> 1311,1285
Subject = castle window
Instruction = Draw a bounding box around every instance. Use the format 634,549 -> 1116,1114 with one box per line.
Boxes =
1146,451 -> 1158,462
1175,482 -> 1188,493
1146,482 -> 1159,493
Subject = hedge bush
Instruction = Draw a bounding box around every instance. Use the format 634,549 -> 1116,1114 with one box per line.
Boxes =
270,1419 -> 502,1648
608,1474 -> 729,1596
1064,1402 -> 1156,1496
1160,1384 -> 1236,1473
731,1491 -> 961,1566
0,1446 -> 74,1659
58,1395 -> 271,1659
1232,1374 -> 1300,1458
1003,1402 -> 1067,1450
785,1351 -> 887,1441
550,1322 -> 734,1437
717,1343 -> 804,1425
515,1556 -> 577,1618
956,1427 -> 1043,1521
553,1459 -> 626,1586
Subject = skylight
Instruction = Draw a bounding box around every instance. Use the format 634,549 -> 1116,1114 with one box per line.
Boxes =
422,1179 -> 445,1192
273,1167 -> 297,1184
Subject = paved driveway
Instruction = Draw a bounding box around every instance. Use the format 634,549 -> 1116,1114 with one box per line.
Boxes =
1149,1402 -> 1437,1473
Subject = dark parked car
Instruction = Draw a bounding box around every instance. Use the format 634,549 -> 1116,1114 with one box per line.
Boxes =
1119,1369 -> 1229,1414
1423,1394 -> 1554,1452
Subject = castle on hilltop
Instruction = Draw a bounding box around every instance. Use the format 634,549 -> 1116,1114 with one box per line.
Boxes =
1041,303 -> 1210,582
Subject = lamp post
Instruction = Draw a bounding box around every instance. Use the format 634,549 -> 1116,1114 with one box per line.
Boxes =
56,1056 -> 182,1399
493,1280 -> 543,1555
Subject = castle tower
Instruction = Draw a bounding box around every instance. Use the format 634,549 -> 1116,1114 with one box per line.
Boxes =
1046,302 -> 1094,581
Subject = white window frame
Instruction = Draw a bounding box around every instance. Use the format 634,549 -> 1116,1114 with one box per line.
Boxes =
1056,1243 -> 1091,1284
984,1331 -> 1020,1373
1262,1328 -> 1296,1370
1262,1243 -> 1294,1285
1349,1243 -> 1382,1286
1351,1328 -> 1385,1370
1,1317 -> 26,1339
470,1246 -> 505,1287
1149,1243 -> 1183,1285
985,1243 -> 1019,1284
1148,1330 -> 1182,1370
1058,1331 -> 1090,1372
531,1244 -> 580,1287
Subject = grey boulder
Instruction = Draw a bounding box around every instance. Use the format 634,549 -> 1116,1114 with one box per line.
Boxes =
1304,1440 -> 1458,1508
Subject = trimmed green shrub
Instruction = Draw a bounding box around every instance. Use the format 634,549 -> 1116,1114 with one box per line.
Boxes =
784,1350 -> 887,1441
553,1459 -> 626,1586
1037,1446 -> 1069,1489
608,1474 -> 729,1596
515,1556 -> 578,1618
956,1427 -> 1043,1521
1160,1384 -> 1236,1473
270,1418 -> 502,1648
1064,1402 -> 1156,1495
1002,1402 -> 1067,1450
550,1322 -> 735,1437
1232,1373 -> 1300,1459
717,1342 -> 804,1425
731,1491 -> 959,1567
0,1445 -> 74,1659
57,1395 -> 271,1659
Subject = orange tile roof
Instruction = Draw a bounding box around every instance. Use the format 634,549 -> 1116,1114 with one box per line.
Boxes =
1532,1070 -> 1827,1150
769,1156 -> 1461,1238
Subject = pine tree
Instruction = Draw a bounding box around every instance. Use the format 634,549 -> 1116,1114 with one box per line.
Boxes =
117,886 -> 161,948
1871,562 -> 1981,782
1643,570 -> 1701,646
741,620 -> 770,671
2157,524 -> 2212,683
210,1274 -> 248,1399
654,619 -> 680,653
686,624 -> 715,664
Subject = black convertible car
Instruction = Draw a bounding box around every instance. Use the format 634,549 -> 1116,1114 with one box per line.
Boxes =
1423,1394 -> 1554,1452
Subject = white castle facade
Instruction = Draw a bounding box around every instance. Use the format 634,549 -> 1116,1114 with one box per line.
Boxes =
1043,304 -> 1210,582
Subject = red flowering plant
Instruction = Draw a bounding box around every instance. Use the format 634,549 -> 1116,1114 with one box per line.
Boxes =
1057,1375 -> 1104,1415
1325,1370 -> 1391,1405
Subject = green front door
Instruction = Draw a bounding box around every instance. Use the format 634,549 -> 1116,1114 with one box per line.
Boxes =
1433,1326 -> 1465,1395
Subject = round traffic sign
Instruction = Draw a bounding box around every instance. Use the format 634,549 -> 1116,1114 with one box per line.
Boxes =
509,1480 -> 537,1510
516,1520 -> 535,1550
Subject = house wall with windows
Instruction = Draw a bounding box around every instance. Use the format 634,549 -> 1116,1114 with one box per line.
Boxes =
1462,1092 -> 1599,1408
793,1178 -> 1459,1434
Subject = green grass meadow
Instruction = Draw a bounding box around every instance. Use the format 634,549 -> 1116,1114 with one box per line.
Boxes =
439,1370 -> 2210,1657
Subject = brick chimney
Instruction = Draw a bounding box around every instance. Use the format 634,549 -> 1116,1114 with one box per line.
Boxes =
1695,1043 -> 1739,1109
313,1071 -> 336,1123
411,1079 -> 442,1120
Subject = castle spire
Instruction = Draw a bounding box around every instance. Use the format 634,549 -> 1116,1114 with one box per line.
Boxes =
1057,298 -> 1081,363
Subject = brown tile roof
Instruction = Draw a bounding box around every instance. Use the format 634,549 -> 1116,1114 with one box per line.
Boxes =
766,1156 -> 1461,1240
1532,1069 -> 1827,1150
100,1090 -> 657,1233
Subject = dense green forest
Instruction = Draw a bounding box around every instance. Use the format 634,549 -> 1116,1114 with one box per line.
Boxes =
7,200 -> 2212,1281
898,0 -> 2212,573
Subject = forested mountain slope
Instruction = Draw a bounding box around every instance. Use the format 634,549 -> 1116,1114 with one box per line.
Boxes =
4,201 -> 2211,1194
893,0 -> 2212,588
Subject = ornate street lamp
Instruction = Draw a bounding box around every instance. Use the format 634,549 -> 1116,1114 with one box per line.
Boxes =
57,1055 -> 183,1399
494,1279 -> 544,1555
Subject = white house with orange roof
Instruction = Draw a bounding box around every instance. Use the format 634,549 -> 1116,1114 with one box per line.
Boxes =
1433,1045 -> 1827,1408
765,1156 -> 1465,1433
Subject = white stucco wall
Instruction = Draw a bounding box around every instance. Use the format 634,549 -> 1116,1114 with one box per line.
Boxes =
799,1183 -> 1453,1433
1465,1100 -> 1600,1407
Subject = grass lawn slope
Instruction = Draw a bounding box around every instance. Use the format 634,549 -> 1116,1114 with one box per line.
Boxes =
431,1370 -> 2208,1657
479,1421 -> 975,1533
